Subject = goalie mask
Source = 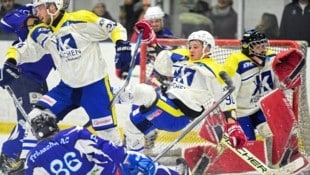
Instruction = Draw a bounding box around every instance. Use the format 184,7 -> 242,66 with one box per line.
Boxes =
187,30 -> 215,58
272,48 -> 305,89
31,110 -> 59,140
241,29 -> 268,66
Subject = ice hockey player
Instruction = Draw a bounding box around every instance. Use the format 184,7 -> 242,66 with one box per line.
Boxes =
0,0 -> 134,171
222,29 -> 308,171
131,5 -> 173,42
0,4 -> 54,174
25,111 -> 188,175
120,30 -> 247,158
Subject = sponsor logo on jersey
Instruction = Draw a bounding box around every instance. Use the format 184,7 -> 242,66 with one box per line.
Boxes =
56,34 -> 82,61
92,117 -> 113,127
147,109 -> 163,120
40,95 -> 57,106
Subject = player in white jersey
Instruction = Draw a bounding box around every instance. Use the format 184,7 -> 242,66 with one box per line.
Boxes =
223,29 -> 276,141
25,111 -> 187,175
6,0 -> 132,165
223,29 -> 308,169
121,30 -> 247,157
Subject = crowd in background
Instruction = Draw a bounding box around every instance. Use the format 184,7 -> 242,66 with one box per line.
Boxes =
0,0 -> 309,44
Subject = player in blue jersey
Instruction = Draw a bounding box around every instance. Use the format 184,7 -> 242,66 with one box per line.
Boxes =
0,4 -> 53,174
0,3 -> 81,174
25,111 -> 187,175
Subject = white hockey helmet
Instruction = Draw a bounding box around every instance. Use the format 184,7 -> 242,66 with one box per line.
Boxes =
144,6 -> 165,20
32,0 -> 70,10
188,30 -> 215,56
188,30 -> 215,49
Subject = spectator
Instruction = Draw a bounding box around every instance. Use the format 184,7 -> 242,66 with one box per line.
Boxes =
92,2 -> 115,21
255,13 -> 280,39
279,0 -> 310,44
207,0 -> 237,39
120,0 -> 150,39
131,5 -> 173,42
0,0 -> 22,40
0,0 -> 21,18
179,0 -> 213,37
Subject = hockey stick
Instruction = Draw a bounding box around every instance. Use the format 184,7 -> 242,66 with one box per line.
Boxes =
5,85 -> 31,124
110,30 -> 143,108
221,133 -> 307,175
154,71 -> 235,161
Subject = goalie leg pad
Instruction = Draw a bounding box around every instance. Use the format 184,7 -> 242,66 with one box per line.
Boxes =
184,144 -> 218,173
260,88 -> 296,166
198,112 -> 226,144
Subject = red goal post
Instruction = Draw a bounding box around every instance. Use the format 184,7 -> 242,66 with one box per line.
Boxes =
138,38 -> 310,155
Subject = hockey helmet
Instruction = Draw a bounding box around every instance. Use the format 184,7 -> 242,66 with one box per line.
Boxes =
241,29 -> 268,65
187,30 -> 215,57
31,110 -> 59,140
32,0 -> 70,10
144,6 -> 165,20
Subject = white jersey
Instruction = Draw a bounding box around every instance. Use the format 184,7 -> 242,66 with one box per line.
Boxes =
159,49 -> 236,113
15,10 -> 127,88
224,51 -> 277,117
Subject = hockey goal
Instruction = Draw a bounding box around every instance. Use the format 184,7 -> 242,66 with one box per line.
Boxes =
139,39 -> 310,159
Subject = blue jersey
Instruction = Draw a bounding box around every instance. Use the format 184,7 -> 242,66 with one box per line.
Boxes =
25,126 -> 126,175
0,4 -> 55,83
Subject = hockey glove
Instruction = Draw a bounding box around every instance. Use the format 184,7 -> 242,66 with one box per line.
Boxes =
272,48 -> 304,89
0,59 -> 20,88
115,40 -> 132,79
225,122 -> 247,149
121,151 -> 156,175
134,20 -> 156,44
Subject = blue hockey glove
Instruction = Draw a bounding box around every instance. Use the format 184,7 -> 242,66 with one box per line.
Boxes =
0,59 -> 20,88
121,151 -> 156,175
115,40 -> 132,79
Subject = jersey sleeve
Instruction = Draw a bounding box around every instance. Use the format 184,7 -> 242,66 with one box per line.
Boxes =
71,10 -> 127,44
76,127 -> 126,164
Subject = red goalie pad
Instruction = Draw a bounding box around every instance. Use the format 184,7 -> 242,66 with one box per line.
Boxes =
198,112 -> 226,144
260,89 -> 296,165
272,48 -> 304,89
134,20 -> 156,44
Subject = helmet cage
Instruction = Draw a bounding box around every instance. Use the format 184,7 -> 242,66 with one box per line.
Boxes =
247,38 -> 269,58
241,29 -> 269,65
31,112 -> 59,140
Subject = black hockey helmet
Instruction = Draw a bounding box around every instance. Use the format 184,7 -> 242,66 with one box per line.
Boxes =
31,111 -> 59,140
241,29 -> 268,65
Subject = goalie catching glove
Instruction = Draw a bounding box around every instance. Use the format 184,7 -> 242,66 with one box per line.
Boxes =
134,20 -> 156,44
272,48 -> 305,89
0,59 -> 20,88
225,122 -> 247,149
115,40 -> 132,79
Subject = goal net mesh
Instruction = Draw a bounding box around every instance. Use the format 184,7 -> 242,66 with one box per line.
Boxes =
139,39 -> 310,160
